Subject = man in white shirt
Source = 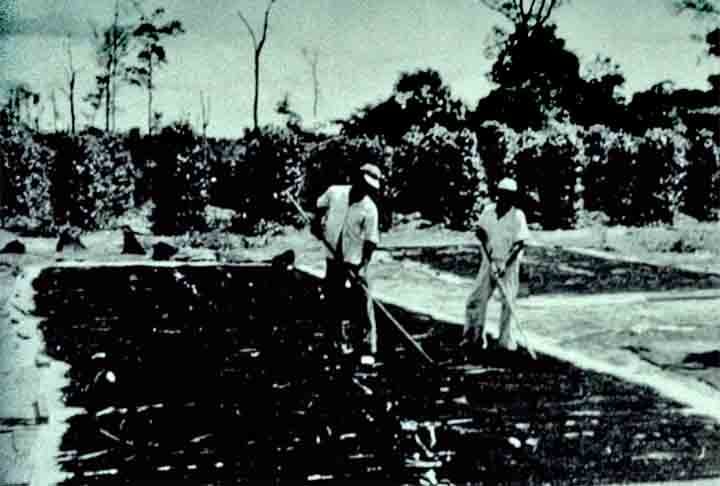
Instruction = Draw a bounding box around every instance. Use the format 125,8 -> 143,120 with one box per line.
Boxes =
464,177 -> 531,351
312,164 -> 382,355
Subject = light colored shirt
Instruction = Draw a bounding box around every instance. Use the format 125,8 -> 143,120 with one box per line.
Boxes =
477,203 -> 530,262
316,185 -> 380,266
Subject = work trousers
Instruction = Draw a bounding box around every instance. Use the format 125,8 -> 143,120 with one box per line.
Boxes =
464,253 -> 522,349
323,258 -> 377,354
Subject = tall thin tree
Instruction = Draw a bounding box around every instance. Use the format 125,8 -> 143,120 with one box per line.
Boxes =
238,0 -> 277,133
127,5 -> 184,136
200,91 -> 211,164
63,34 -> 78,135
301,47 -> 320,119
50,89 -> 59,132
88,2 -> 130,133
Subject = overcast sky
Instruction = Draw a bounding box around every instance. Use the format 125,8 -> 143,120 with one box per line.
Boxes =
0,0 -> 717,137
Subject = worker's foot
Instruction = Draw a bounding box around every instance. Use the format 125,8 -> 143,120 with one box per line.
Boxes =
498,337 -> 518,351
340,342 -> 354,355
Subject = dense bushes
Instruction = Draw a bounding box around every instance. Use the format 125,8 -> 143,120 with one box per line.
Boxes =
632,127 -> 689,225
52,133 -> 136,230
514,122 -> 585,230
0,125 -> 54,232
303,135 -> 385,206
229,127 -> 306,235
394,126 -> 487,229
681,129 -> 720,221
475,121 -> 518,196
1,117 -> 719,235
151,123 -> 210,235
304,134 -> 392,228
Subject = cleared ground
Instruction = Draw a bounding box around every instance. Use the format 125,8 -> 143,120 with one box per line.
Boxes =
1,221 -> 720,484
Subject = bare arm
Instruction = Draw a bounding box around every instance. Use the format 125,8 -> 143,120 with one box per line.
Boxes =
360,241 -> 377,268
311,207 -> 327,239
504,240 -> 525,269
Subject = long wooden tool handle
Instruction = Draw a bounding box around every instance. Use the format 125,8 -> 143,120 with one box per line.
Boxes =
283,190 -> 436,366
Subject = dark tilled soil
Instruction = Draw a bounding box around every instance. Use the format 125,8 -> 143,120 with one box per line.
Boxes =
29,264 -> 720,485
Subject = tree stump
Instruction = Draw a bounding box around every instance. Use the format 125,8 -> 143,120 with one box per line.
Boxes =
0,239 -> 26,254
152,242 -> 178,261
56,228 -> 86,252
121,225 -> 146,255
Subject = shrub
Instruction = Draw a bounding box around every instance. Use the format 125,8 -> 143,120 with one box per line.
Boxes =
0,124 -> 54,233
681,129 -> 720,221
230,127 -> 307,235
152,122 -> 210,235
582,126 -> 639,225
52,133 -> 136,230
395,125 -> 487,229
633,127 -> 689,225
209,139 -> 245,211
514,121 -> 585,229
303,134 -> 384,202
303,134 -> 392,229
474,120 -> 519,197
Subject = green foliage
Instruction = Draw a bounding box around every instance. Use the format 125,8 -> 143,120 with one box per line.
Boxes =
46,132 -> 135,230
303,134 -> 384,203
513,121 -> 585,229
581,126 -> 637,224
151,122 -> 209,234
341,69 -> 467,144
395,125 -> 487,229
682,129 -> 720,220
633,127 -> 689,224
302,134 -> 394,228
0,124 -> 54,232
582,125 -> 692,226
475,121 -> 519,196
477,24 -> 586,129
230,126 -> 307,235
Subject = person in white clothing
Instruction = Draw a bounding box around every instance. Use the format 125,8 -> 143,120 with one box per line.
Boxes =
312,163 -> 381,355
463,177 -> 531,351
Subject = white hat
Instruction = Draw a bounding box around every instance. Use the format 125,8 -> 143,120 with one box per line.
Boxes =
497,177 -> 518,192
360,163 -> 381,189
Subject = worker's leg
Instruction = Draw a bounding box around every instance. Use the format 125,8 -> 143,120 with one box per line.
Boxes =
354,269 -> 377,354
464,258 -> 495,344
323,258 -> 347,345
358,274 -> 377,355
497,257 -> 521,350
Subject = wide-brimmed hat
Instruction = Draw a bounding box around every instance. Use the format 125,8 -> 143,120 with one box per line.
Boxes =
497,177 -> 518,192
360,163 -> 381,189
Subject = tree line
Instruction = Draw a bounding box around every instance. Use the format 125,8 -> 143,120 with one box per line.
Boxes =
0,0 -> 718,236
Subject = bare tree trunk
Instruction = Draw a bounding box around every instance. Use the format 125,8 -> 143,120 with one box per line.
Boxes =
147,55 -> 153,136
51,90 -> 59,132
200,91 -> 210,165
34,101 -> 44,132
111,0 -> 120,133
252,50 -> 260,132
238,0 -> 276,134
69,72 -> 76,135
302,48 -> 320,119
64,34 -> 77,135
312,58 -> 319,118
105,71 -> 111,132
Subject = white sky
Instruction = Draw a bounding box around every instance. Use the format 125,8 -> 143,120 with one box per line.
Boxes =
0,0 -> 717,137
